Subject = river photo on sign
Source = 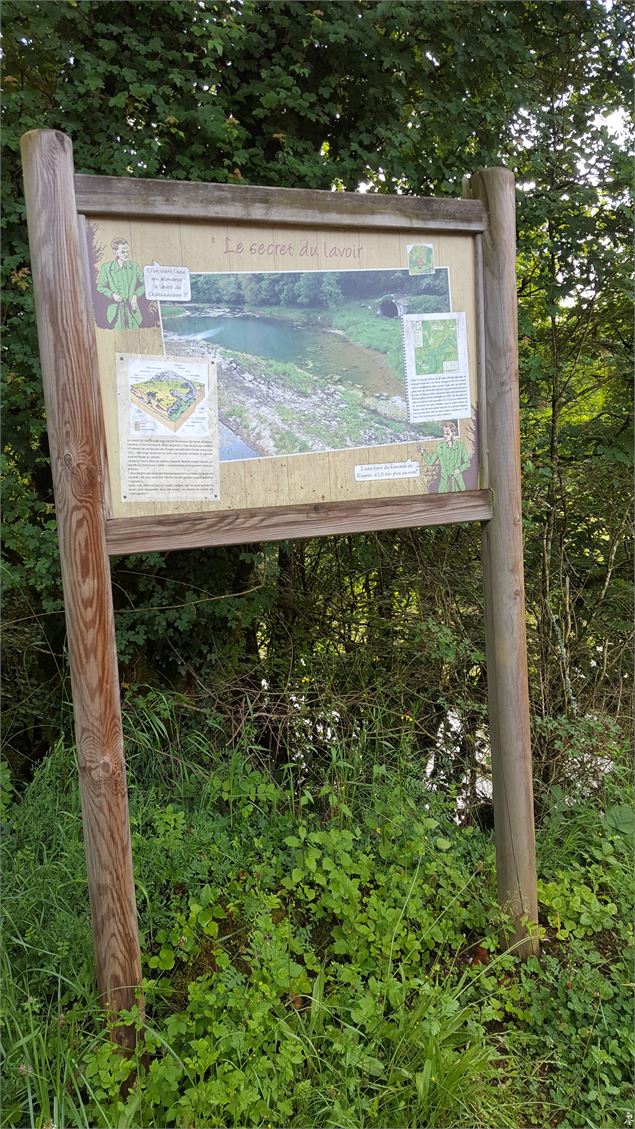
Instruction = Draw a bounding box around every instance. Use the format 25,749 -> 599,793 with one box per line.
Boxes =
160,267 -> 462,461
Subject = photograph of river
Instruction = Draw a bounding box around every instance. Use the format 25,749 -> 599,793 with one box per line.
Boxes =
161,267 -> 457,461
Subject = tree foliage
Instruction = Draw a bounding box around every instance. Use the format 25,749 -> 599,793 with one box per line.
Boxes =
2,1 -> 632,784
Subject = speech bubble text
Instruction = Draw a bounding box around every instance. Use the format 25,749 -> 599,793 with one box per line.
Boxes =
144,263 -> 191,301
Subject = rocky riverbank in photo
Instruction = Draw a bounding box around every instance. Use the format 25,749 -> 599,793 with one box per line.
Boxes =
164,331 -> 433,459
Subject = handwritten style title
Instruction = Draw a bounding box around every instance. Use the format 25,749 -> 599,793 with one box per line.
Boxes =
224,236 -> 363,261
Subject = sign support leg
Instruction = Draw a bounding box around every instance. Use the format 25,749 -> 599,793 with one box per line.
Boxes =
21,130 -> 143,1041
469,168 -> 539,956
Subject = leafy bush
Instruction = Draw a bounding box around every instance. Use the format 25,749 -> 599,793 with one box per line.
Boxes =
2,714 -> 632,1127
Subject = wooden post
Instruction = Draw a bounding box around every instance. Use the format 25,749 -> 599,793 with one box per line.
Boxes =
21,130 -> 143,1039
468,168 -> 539,956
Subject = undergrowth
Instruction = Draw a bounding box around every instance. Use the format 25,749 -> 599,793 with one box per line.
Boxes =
1,695 -> 632,1128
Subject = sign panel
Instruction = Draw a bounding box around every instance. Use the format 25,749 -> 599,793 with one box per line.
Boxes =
22,128 -> 538,1040
85,218 -> 480,520
116,353 -> 219,502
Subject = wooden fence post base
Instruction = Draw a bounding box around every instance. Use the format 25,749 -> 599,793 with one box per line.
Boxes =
469,167 -> 539,957
21,129 -> 143,1039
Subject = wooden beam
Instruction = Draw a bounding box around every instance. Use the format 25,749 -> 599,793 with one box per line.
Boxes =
474,234 -> 490,490
21,129 -> 143,1041
469,168 -> 539,957
105,490 -> 493,555
74,174 -> 488,233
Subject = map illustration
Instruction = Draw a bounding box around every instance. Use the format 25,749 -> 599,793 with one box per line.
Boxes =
130,371 -> 206,432
401,312 -> 470,424
407,243 -> 434,276
414,318 -> 460,375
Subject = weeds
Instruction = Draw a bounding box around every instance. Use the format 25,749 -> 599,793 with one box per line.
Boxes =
2,695 -> 632,1127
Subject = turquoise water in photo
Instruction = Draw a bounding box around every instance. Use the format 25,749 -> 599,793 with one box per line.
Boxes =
164,311 -> 403,396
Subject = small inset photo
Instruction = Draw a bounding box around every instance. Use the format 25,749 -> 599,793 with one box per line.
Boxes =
407,243 -> 434,276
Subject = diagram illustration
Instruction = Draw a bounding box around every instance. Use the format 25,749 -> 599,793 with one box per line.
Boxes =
130,372 -> 206,432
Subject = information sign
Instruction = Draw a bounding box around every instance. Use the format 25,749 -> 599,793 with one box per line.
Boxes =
21,129 -> 538,1044
83,212 -> 485,538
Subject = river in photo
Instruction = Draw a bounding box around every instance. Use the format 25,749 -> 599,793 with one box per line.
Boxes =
163,309 -> 404,397
218,419 -> 259,461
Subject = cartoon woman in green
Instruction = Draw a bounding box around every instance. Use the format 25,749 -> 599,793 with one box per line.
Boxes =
96,238 -> 145,330
419,421 -> 470,492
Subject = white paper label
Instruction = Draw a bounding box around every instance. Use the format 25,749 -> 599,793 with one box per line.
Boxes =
116,354 -> 219,502
402,312 -> 471,422
144,263 -> 191,301
354,459 -> 420,482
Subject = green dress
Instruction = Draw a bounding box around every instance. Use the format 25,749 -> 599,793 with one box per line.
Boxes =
422,438 -> 470,492
97,259 -> 145,330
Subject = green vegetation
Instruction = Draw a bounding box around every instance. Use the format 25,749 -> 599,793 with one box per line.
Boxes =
218,345 -> 411,453
224,403 -> 249,430
2,2 -> 632,1126
2,701 -> 632,1127
272,428 -> 311,455
331,306 -> 405,375
160,304 -> 190,318
222,349 -> 319,396
132,377 -> 203,424
188,268 -> 449,313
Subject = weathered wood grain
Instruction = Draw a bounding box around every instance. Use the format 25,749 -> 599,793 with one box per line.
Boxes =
474,234 -> 489,490
74,174 -> 488,233
470,168 -> 538,957
77,213 -> 114,518
21,130 -> 143,1039
105,490 -> 493,554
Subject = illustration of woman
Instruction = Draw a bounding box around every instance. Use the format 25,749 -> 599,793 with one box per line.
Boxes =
96,238 -> 145,330
419,421 -> 470,492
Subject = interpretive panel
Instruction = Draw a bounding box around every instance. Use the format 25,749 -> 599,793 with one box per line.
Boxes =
84,219 -> 480,518
116,353 -> 218,503
402,312 -> 471,423
22,128 -> 536,1029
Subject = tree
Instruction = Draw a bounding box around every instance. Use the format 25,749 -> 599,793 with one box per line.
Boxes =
2,0 -> 631,787
297,272 -> 323,307
509,3 -> 633,769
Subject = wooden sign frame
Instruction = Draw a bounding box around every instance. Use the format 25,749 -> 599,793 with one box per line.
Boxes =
82,171 -> 492,549
21,129 -> 538,1043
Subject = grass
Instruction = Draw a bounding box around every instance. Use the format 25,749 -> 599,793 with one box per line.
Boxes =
271,428 -> 312,454
242,303 -> 333,327
160,303 -> 190,318
224,403 -> 249,429
218,346 -> 410,451
1,692 -> 632,1127
1,959 -> 104,1129
221,348 -> 320,395
331,305 -> 405,374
